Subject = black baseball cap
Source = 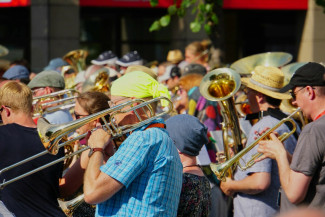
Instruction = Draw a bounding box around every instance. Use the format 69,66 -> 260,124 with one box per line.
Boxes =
280,62 -> 325,92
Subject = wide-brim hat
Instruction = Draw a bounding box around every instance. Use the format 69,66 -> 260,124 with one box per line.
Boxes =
167,49 -> 183,64
241,66 -> 291,100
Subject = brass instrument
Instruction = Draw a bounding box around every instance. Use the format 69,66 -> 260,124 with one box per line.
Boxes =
82,67 -> 110,93
280,62 -> 308,127
33,89 -> 78,117
199,68 -> 243,178
62,49 -> 88,89
230,52 -> 292,75
0,96 -> 173,189
211,108 -> 300,181
0,45 -> 9,57
235,92 -> 251,118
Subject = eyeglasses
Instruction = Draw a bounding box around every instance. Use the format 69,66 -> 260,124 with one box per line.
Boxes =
32,87 -> 45,96
73,111 -> 88,120
290,86 -> 315,100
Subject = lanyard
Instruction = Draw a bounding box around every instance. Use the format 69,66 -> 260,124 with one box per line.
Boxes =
314,110 -> 325,121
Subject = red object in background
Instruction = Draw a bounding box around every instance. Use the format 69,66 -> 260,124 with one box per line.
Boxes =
0,0 -> 30,7
223,0 -> 308,10
80,0 -> 179,8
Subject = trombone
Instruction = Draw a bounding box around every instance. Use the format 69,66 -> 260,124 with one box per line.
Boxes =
33,89 -> 78,117
0,96 -> 173,189
210,108 -> 300,181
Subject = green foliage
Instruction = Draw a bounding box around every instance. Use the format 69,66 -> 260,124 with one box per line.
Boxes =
149,0 -> 222,34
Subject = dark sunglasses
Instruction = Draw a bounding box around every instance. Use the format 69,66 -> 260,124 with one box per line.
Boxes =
290,86 -> 315,100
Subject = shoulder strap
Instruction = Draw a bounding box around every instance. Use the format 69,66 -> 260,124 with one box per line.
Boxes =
267,108 -> 299,140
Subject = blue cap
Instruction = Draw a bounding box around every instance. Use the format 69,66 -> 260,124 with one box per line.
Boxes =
3,65 -> 29,80
44,58 -> 68,71
166,114 -> 208,156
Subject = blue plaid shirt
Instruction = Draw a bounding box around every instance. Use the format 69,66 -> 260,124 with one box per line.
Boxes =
97,119 -> 183,217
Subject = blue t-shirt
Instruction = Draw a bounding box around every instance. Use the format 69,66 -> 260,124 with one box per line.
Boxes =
0,123 -> 65,217
233,116 -> 299,217
97,119 -> 183,217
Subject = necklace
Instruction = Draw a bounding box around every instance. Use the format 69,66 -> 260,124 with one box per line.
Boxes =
183,164 -> 199,169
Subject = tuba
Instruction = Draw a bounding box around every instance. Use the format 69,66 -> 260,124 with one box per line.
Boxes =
62,49 -> 88,89
199,68 -> 243,178
82,67 -> 110,93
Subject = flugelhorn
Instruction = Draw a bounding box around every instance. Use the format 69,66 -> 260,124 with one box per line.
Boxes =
0,96 -> 173,189
199,68 -> 243,178
210,108 -> 300,181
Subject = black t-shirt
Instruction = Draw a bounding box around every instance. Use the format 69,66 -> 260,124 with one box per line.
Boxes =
0,123 -> 66,217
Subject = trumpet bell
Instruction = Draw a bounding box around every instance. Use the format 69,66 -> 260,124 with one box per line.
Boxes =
200,68 -> 241,101
230,52 -> 293,75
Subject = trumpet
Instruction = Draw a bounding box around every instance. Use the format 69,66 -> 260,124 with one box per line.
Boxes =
210,108 -> 300,181
0,96 -> 173,189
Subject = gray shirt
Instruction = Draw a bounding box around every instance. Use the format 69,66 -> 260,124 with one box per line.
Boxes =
234,115 -> 298,217
281,115 -> 325,212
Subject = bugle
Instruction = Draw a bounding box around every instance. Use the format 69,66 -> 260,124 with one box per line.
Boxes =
0,96 -> 173,189
210,108 -> 300,181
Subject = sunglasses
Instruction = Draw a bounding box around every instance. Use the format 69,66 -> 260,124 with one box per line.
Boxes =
290,86 -> 315,100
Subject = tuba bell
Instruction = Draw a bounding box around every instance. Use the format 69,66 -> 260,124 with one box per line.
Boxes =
230,52 -> 293,76
199,68 -> 243,178
62,49 -> 88,89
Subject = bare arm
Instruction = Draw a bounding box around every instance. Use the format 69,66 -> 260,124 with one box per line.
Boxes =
258,133 -> 312,204
83,129 -> 123,204
220,172 -> 271,196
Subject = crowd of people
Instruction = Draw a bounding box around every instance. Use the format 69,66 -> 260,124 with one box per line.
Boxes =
0,39 -> 325,217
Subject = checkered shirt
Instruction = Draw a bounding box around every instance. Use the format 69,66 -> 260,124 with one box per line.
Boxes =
97,120 -> 183,217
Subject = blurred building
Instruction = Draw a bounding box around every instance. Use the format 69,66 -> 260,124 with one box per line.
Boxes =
0,0 -> 324,72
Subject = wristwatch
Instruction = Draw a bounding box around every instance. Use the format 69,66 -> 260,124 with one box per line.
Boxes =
88,148 -> 104,158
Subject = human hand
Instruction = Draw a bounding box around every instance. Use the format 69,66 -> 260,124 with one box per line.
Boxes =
256,133 -> 285,162
220,177 -> 235,197
87,129 -> 111,149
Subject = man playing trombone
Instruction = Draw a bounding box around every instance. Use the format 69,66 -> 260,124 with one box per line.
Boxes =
83,71 -> 183,216
257,62 -> 325,212
220,66 -> 299,217
0,81 -> 66,217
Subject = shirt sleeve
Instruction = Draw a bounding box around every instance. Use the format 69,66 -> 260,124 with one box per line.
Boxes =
290,128 -> 324,176
100,132 -> 151,188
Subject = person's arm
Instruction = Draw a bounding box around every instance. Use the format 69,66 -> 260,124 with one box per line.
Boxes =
220,172 -> 271,196
258,133 -> 312,204
83,129 -> 123,204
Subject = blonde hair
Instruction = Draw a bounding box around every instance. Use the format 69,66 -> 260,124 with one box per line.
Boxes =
0,81 -> 33,113
185,40 -> 210,62
179,73 -> 203,92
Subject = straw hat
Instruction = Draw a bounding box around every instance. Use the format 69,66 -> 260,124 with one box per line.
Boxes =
167,49 -> 183,64
241,66 -> 291,100
125,65 -> 157,80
